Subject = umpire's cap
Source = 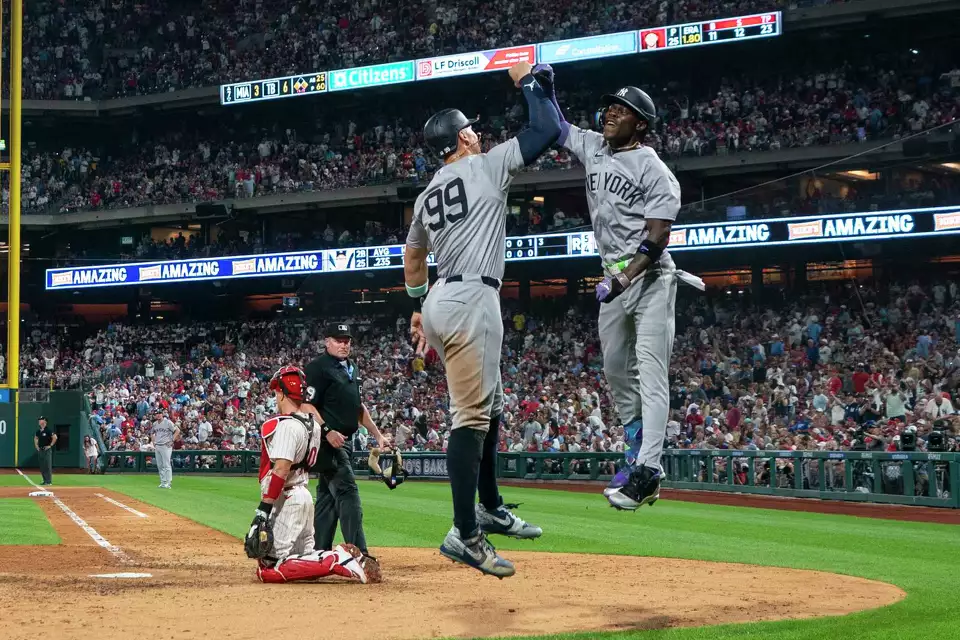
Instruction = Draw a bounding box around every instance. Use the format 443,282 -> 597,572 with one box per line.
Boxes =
601,86 -> 657,124
423,108 -> 478,158
325,322 -> 353,339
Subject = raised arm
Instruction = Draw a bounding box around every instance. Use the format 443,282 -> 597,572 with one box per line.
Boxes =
507,62 -> 561,166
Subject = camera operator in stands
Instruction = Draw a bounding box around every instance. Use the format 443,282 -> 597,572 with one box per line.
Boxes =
849,420 -> 886,493
925,418 -> 956,498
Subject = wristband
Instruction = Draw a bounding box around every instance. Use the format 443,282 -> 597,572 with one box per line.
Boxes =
257,500 -> 273,515
639,239 -> 663,262
263,472 -> 286,501
614,272 -> 632,289
405,282 -> 428,298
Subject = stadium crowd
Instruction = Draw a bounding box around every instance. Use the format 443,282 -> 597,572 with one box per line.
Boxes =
9,277 -> 959,472
9,55 -> 959,219
12,0 -> 853,101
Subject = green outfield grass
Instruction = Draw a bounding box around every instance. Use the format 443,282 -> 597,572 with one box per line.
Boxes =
5,471 -> 959,639
0,498 -> 61,545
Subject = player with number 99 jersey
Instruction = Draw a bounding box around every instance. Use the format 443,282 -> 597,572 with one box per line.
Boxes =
407,140 -> 524,282
401,63 -> 557,579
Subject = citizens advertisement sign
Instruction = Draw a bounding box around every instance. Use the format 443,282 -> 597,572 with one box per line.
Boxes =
328,61 -> 416,92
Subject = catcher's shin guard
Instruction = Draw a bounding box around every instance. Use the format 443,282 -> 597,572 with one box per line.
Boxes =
256,544 -> 368,583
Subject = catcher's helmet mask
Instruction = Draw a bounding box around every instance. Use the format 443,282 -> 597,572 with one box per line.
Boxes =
269,366 -> 307,403
424,108 -> 479,159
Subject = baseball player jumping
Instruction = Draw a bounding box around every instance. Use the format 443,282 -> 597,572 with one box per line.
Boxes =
403,61 -> 558,578
535,65 -> 704,511
244,366 -> 378,584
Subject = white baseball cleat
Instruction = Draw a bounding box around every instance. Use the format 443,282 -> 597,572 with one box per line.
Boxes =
476,503 -> 543,539
333,544 -> 368,584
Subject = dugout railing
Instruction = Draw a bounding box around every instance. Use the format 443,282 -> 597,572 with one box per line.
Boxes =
100,449 -> 960,508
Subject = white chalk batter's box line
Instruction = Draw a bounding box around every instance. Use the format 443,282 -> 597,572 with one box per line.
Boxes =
16,469 -> 132,564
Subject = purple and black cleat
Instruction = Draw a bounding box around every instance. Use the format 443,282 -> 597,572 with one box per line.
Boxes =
607,464 -> 664,511
604,419 -> 643,498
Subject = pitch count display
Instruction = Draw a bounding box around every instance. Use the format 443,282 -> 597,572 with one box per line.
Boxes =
45,206 -> 960,290
220,12 -> 781,105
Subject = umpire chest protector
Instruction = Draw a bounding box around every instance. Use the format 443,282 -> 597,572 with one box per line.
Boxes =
304,352 -> 364,439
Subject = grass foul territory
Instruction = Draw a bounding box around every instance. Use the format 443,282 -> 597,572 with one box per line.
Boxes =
0,498 -> 61,545
4,473 -> 960,640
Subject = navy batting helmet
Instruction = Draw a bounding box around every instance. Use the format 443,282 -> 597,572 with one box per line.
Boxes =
423,108 -> 479,158
596,86 -> 657,128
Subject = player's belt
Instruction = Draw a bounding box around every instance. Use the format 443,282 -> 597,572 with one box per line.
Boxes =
445,274 -> 501,290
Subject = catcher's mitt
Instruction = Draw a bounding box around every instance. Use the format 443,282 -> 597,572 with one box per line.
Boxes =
368,448 -> 409,490
244,509 -> 274,559
361,554 -> 383,584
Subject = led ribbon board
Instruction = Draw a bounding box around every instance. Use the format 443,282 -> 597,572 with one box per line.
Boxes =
46,206 -> 960,290
220,12 -> 781,105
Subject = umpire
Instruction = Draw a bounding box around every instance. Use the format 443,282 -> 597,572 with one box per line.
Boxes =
302,322 -> 388,562
34,416 -> 56,486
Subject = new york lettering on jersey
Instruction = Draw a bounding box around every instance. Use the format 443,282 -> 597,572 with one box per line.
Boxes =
561,125 -> 680,266
406,138 -> 525,277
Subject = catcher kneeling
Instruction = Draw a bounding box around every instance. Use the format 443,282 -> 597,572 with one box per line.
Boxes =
244,365 -> 382,584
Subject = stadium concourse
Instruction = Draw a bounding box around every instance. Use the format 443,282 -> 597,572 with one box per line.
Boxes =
10,0 -> 852,101
10,52 -> 960,217
7,276 -> 958,468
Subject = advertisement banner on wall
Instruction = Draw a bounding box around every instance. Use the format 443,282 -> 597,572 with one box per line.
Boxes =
416,45 -> 536,81
328,61 -> 416,92
354,452 -> 448,479
537,31 -> 637,65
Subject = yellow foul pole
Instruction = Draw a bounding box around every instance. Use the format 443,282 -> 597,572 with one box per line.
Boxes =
6,0 -> 23,464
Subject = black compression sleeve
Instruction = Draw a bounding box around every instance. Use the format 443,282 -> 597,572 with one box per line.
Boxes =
515,74 -> 562,166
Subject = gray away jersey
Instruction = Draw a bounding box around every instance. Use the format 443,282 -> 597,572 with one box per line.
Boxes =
406,138 -> 524,280
152,418 -> 177,446
562,125 -> 681,267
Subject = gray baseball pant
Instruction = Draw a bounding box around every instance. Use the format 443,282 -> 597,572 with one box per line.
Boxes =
156,445 -> 173,486
422,276 -> 504,432
598,257 -> 678,470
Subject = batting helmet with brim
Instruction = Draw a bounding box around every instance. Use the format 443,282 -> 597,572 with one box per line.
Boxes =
424,108 -> 479,158
598,86 -> 657,126
269,365 -> 307,403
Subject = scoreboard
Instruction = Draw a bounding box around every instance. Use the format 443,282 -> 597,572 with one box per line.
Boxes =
220,12 -> 781,106
221,72 -> 327,106
639,12 -> 780,52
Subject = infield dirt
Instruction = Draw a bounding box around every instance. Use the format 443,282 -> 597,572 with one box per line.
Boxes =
0,486 -> 904,640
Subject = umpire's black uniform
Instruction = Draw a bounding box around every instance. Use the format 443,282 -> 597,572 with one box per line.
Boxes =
303,323 -> 369,555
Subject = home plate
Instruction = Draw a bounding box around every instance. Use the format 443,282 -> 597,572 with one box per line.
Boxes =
89,573 -> 153,579
29,491 -> 53,497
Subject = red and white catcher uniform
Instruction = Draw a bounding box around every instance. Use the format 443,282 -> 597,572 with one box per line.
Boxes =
255,412 -> 367,584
